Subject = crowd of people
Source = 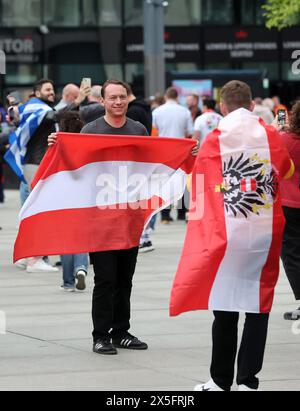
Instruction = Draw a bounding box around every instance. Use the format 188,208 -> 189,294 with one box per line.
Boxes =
0,76 -> 299,391
0,80 -> 289,214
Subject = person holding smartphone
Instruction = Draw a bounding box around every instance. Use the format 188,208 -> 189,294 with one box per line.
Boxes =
0,96 -> 21,205
55,83 -> 81,111
79,84 -> 105,124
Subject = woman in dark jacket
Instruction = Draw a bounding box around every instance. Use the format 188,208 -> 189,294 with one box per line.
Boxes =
280,101 -> 300,320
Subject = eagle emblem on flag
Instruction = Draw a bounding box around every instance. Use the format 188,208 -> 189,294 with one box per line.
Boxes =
215,153 -> 279,218
170,109 -> 293,316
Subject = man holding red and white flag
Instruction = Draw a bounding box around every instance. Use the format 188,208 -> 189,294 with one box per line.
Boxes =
15,80 -> 197,356
170,81 -> 294,391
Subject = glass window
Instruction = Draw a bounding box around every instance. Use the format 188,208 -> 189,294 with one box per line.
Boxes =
165,0 -> 201,26
49,63 -> 122,87
5,63 -> 42,85
43,0 -> 80,27
125,63 -> 144,84
1,0 -> 41,27
256,0 -> 267,26
98,0 -> 122,26
242,61 -> 279,81
125,0 -> 201,27
101,64 -> 123,80
241,0 -> 267,26
241,0 -> 254,25
201,0 -> 234,25
82,0 -> 97,26
282,62 -> 300,81
125,0 -> 142,26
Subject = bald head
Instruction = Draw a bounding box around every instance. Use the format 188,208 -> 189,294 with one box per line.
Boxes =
62,84 -> 80,103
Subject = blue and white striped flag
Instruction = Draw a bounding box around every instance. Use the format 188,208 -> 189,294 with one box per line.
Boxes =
4,98 -> 53,182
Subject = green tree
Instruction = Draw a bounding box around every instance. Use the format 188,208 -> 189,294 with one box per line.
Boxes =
263,0 -> 300,30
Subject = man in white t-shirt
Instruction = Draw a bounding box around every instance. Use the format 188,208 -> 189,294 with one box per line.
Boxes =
152,88 -> 194,139
194,99 -> 223,146
152,87 -> 194,223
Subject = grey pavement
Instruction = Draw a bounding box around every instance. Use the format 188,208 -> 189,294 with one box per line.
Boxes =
0,190 -> 299,391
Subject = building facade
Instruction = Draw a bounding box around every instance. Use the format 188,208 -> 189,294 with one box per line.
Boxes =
0,0 -> 300,102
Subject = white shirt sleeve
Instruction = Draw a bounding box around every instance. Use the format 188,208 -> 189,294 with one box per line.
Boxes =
194,116 -> 204,133
152,109 -> 158,130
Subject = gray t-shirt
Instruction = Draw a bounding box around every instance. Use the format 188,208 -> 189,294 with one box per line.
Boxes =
81,116 -> 148,136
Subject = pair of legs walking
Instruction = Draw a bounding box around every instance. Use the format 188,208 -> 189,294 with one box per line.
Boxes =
210,311 -> 269,391
21,165 -> 58,273
60,254 -> 88,291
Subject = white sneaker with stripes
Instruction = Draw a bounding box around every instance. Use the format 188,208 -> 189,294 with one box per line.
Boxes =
194,379 -> 224,392
112,333 -> 148,350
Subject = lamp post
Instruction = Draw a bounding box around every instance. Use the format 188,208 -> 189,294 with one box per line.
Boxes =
143,0 -> 168,98
39,25 -> 49,78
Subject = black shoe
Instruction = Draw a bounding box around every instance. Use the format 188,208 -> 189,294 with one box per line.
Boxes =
177,212 -> 186,221
93,339 -> 118,355
112,333 -> 148,350
284,307 -> 300,321
139,241 -> 155,253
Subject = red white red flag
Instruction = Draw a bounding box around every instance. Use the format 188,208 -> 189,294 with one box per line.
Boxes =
170,109 -> 292,315
14,133 -> 195,262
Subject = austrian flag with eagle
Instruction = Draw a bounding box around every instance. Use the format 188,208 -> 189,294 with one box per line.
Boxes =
216,152 -> 279,218
170,108 -> 293,316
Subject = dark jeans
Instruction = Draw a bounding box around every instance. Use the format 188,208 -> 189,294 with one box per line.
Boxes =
90,247 -> 139,342
211,311 -> 270,391
282,206 -> 300,301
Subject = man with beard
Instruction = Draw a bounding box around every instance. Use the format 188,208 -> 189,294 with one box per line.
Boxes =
19,79 -> 89,273
24,79 -> 89,185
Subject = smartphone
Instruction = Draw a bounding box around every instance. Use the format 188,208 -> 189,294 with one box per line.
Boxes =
278,109 -> 287,126
8,106 -> 15,121
82,78 -> 92,88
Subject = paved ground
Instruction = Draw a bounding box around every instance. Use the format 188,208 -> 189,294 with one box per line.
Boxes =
0,190 -> 299,391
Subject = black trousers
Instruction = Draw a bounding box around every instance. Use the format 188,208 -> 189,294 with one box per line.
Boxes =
282,206 -> 300,301
90,247 -> 139,342
161,208 -> 171,221
211,311 -> 269,391
177,195 -> 187,220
